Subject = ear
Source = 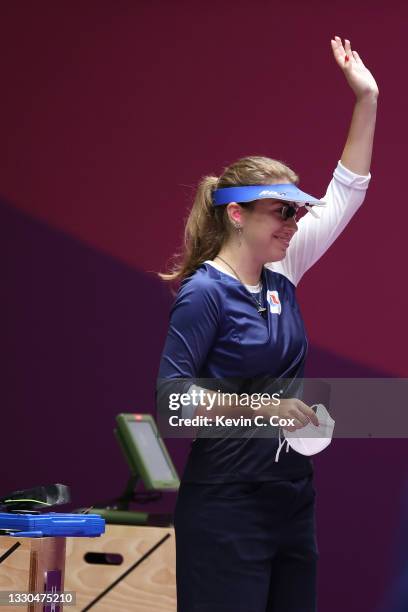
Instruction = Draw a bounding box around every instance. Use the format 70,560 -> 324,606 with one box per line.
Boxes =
226,202 -> 243,225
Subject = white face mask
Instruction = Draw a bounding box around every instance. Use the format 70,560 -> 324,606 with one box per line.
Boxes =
274,403 -> 335,462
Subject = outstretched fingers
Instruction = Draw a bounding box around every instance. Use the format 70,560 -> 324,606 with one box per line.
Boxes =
352,49 -> 365,66
331,36 -> 346,66
330,35 -> 378,98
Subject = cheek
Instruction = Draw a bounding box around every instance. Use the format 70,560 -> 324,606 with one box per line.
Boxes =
254,216 -> 283,238
245,210 -> 285,242
247,223 -> 282,246
268,215 -> 285,231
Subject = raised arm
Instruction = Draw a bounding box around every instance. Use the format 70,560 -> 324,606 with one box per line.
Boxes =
267,36 -> 379,287
332,36 -> 379,175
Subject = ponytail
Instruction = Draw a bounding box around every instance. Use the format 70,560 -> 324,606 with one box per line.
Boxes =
157,174 -> 232,284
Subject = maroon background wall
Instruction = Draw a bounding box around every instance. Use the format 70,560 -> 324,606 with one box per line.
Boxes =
1,2 -> 407,610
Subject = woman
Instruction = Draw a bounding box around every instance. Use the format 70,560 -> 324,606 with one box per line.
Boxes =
156,37 -> 378,612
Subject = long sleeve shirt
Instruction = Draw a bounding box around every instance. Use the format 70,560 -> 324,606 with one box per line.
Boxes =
156,160 -> 372,483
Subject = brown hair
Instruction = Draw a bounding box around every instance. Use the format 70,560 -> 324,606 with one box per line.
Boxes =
157,155 -> 299,286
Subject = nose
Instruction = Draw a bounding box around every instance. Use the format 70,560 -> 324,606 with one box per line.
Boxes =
284,216 -> 298,233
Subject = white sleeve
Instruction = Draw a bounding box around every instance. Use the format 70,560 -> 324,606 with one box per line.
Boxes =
265,160 -> 372,286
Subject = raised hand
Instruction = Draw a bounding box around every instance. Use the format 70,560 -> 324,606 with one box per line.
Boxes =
330,36 -> 379,100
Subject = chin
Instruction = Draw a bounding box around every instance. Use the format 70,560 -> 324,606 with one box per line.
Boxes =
265,248 -> 286,262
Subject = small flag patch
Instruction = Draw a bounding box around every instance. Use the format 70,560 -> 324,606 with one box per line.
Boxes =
266,290 -> 281,315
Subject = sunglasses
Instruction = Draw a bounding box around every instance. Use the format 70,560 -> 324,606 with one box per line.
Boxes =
277,203 -> 299,221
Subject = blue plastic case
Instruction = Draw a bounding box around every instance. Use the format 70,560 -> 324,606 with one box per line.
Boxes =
0,512 -> 105,537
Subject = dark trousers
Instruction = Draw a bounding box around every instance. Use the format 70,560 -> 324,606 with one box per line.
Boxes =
173,475 -> 319,612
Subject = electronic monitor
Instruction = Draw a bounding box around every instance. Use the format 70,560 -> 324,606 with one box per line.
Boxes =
115,413 -> 180,491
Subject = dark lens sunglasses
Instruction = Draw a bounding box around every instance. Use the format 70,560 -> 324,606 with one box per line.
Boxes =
279,203 -> 299,220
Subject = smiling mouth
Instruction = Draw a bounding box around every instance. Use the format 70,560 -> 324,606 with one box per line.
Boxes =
274,235 -> 290,248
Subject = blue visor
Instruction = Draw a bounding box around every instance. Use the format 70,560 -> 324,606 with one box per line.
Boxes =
213,183 -> 327,207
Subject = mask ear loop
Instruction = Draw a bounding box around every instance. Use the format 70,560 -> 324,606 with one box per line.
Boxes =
274,426 -> 290,462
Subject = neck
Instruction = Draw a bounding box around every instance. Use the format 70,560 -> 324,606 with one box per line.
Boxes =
215,244 -> 263,285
